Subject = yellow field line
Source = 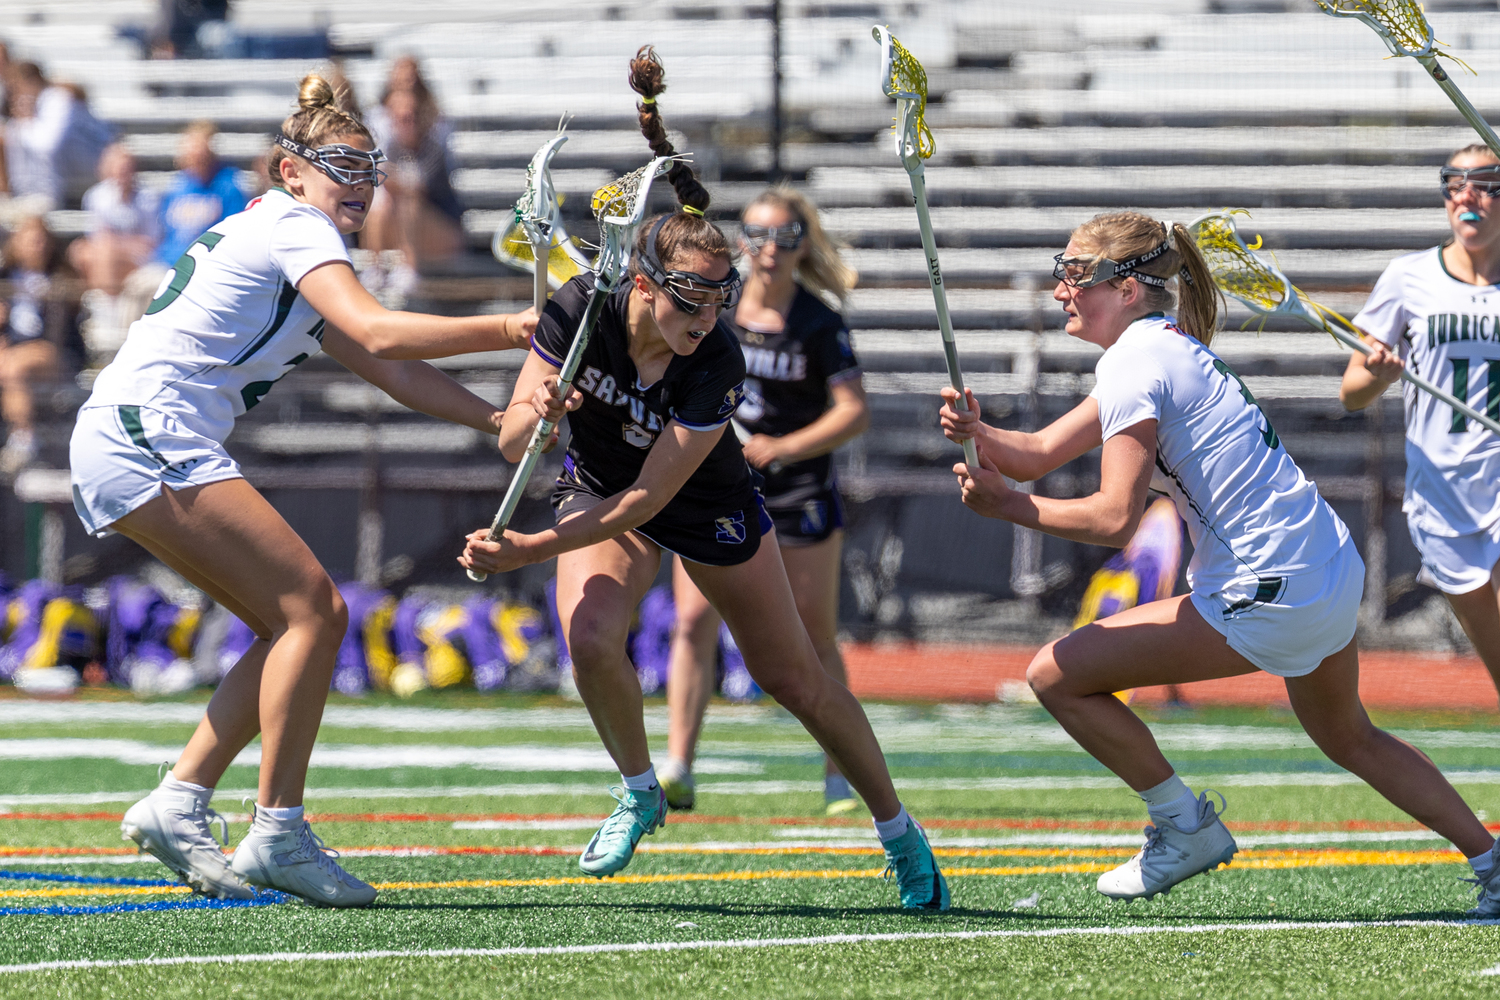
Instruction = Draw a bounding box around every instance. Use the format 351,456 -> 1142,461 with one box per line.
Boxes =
0,885 -> 191,900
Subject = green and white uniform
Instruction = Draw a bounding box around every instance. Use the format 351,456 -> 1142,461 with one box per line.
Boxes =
70,188 -> 348,536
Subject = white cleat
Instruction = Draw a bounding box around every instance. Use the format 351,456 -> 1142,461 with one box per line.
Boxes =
1097,790 -> 1238,901
230,821 -> 377,908
121,790 -> 254,900
1464,841 -> 1500,918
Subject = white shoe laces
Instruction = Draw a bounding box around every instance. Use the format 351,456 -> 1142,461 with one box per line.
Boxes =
287,822 -> 357,885
174,798 -> 231,859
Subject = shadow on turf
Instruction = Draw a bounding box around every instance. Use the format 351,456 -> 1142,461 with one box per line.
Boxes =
371,899 -> 1031,921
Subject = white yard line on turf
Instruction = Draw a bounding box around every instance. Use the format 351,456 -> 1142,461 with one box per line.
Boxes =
3,920 -> 1498,975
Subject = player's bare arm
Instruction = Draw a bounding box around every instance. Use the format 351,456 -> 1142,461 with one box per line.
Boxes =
1339,332 -> 1405,411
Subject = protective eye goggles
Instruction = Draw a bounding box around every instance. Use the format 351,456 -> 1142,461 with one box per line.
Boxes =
637,214 -> 744,315
1052,243 -> 1171,289
1440,165 -> 1500,200
274,134 -> 387,187
741,221 -> 804,254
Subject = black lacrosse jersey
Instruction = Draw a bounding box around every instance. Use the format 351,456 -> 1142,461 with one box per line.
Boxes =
728,287 -> 861,497
532,275 -> 755,521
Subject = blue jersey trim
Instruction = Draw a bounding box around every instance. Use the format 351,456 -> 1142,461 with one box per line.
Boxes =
532,341 -> 566,368
673,414 -> 732,432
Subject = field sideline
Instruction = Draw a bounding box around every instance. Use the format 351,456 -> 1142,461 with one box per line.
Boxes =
4,691 -> 1500,998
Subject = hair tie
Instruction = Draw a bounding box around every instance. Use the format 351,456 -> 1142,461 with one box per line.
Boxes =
1162,220 -> 1177,251
639,95 -> 656,105
681,205 -> 704,217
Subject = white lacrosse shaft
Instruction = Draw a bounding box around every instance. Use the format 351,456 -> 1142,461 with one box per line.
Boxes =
1416,56 -> 1500,158
466,283 -> 611,583
531,239 -> 548,315
731,418 -> 783,474
1283,296 -> 1500,435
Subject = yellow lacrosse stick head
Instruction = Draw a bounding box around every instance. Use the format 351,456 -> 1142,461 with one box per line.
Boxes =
1314,0 -> 1470,69
872,25 -> 936,161
1189,210 -> 1292,315
494,204 -> 588,290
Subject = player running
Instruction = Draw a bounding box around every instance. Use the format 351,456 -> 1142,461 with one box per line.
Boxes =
72,75 -> 536,907
460,48 -> 948,911
939,210 -> 1500,911
658,186 -> 868,816
1340,143 -> 1500,699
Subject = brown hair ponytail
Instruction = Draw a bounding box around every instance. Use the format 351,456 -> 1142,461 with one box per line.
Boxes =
625,45 -> 731,273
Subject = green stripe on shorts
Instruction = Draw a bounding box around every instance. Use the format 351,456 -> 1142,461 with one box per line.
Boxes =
117,405 -> 169,468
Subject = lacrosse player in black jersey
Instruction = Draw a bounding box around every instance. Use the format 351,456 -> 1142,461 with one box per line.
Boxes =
658,186 -> 870,817
461,47 -> 947,911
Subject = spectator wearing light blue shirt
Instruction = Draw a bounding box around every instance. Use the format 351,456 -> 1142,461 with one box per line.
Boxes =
153,121 -> 246,266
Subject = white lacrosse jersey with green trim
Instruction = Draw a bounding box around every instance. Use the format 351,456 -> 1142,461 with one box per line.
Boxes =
87,187 -> 349,443
1354,247 -> 1500,537
1091,314 -> 1349,595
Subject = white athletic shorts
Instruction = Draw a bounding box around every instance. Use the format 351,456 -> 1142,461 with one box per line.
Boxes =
1408,517 -> 1500,595
1188,540 -> 1363,678
70,404 -> 243,538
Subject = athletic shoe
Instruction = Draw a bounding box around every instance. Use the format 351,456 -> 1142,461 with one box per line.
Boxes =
881,820 -> 950,911
120,789 -> 253,900
1464,840 -> 1500,917
579,786 -> 667,877
658,763 -> 695,811
1097,790 -> 1238,901
231,820 -> 377,908
825,774 -> 859,817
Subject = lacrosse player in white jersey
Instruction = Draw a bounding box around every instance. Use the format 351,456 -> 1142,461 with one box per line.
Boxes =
1342,144 -> 1500,697
940,210 -> 1500,913
70,74 -> 536,907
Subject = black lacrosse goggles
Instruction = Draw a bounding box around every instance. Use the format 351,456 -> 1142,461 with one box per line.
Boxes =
1440,164 -> 1500,201
742,221 -> 804,254
1053,240 -> 1171,289
274,134 -> 387,187
637,215 -> 743,315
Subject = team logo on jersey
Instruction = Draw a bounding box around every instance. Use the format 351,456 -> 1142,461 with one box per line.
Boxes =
622,421 -> 654,448
743,346 -> 809,382
715,511 -> 747,544
718,383 -> 746,417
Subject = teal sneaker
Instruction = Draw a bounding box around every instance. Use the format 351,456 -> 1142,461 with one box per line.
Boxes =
579,786 -> 668,877
881,820 -> 950,911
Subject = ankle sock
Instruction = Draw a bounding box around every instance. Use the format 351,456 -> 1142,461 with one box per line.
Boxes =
254,804 -> 305,834
161,772 -> 212,802
658,757 -> 689,782
622,766 -> 658,793
1470,843 -> 1497,879
1140,775 -> 1198,828
873,804 -> 911,843
825,774 -> 852,801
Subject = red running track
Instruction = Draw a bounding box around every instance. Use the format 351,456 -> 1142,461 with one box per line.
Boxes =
842,644 -> 1500,711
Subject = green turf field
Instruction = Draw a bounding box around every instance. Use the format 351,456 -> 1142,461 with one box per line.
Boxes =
3,692 -> 1500,998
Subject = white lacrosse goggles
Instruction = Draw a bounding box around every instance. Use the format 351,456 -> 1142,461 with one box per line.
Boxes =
274,134 -> 387,187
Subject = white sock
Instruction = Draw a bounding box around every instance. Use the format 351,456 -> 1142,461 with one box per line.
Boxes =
1140,774 -> 1198,828
873,804 -> 911,843
1470,843 -> 1497,879
160,772 -> 212,802
622,766 -> 658,793
254,804 -> 305,834
659,757 -> 689,781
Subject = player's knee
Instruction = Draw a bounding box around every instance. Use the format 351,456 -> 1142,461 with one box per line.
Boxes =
566,622 -> 625,670
1026,646 -> 1065,703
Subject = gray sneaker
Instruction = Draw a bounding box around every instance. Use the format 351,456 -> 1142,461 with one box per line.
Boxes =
1097,790 -> 1238,901
121,789 -> 253,900
1464,840 -> 1500,917
231,820 -> 377,908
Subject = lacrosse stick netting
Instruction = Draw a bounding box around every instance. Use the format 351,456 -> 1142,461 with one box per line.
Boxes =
468,157 -> 675,582
1315,0 -> 1500,156
872,25 -> 978,468
1190,210 -> 1500,435
491,132 -> 591,311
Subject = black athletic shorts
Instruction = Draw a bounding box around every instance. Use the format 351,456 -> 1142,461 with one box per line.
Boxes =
762,482 -> 845,547
552,481 -> 774,567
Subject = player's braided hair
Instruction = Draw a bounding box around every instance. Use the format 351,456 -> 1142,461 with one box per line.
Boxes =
627,45 -> 732,274
267,73 -> 371,189
1071,211 -> 1221,347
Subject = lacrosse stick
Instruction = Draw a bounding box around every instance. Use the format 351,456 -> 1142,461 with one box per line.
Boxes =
731,418 -> 783,474
491,131 -> 593,313
468,156 -> 676,582
1190,209 -> 1500,435
1316,0 -> 1500,157
872,25 -> 979,469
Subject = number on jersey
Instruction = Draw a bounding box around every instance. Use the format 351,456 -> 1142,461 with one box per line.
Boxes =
1447,358 -> 1500,432
1212,359 -> 1279,450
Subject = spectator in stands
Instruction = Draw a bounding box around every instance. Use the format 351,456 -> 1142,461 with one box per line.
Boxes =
362,58 -> 463,295
69,142 -> 162,359
154,121 -> 247,268
0,215 -> 82,474
0,63 -> 113,219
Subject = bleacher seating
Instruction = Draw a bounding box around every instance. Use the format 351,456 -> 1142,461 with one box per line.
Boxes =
6,0 -> 1491,647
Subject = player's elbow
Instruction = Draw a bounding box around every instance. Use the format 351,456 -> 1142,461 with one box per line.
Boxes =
1096,505 -> 1141,548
